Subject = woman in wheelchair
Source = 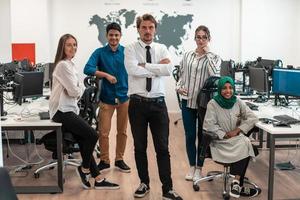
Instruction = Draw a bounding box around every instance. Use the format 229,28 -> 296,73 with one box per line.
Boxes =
49,34 -> 119,190
203,76 -> 259,198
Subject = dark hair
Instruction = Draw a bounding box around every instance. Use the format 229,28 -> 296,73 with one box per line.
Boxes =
54,34 -> 77,68
106,22 -> 122,34
195,25 -> 211,40
136,13 -> 157,28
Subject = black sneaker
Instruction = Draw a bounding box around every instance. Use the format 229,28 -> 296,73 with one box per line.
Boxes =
240,186 -> 261,198
115,160 -> 131,173
162,190 -> 183,200
76,166 -> 91,189
230,180 -> 241,198
94,178 -> 120,190
134,183 -> 150,198
97,160 -> 110,171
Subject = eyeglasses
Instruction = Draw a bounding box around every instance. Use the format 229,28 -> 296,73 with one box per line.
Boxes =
195,35 -> 208,41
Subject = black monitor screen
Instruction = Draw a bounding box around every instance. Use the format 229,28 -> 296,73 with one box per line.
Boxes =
249,66 -> 268,93
272,68 -> 300,97
13,71 -> 43,105
220,60 -> 235,79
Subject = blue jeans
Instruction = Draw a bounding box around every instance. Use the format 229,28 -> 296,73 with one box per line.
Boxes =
181,99 -> 206,166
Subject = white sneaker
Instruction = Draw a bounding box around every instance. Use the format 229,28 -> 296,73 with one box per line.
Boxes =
185,166 -> 195,181
193,168 -> 202,182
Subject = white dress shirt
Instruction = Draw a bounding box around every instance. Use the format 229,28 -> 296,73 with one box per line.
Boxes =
124,40 -> 173,98
49,59 -> 85,119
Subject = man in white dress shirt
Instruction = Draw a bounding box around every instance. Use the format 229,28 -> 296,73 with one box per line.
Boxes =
124,14 -> 183,200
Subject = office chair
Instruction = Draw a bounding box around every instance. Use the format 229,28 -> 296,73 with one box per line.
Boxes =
193,131 -> 261,200
172,65 -> 182,125
81,75 -> 102,158
34,131 -> 81,178
80,76 -> 101,127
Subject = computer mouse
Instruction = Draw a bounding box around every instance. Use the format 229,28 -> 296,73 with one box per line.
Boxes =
260,118 -> 272,124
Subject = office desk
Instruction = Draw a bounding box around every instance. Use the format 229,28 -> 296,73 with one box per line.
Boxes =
1,117 -> 63,194
255,106 -> 300,200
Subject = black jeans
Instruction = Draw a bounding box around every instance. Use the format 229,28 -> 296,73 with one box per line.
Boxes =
52,111 -> 100,178
128,96 -> 172,194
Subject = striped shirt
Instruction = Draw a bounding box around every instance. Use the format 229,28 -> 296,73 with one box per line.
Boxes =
177,50 -> 221,109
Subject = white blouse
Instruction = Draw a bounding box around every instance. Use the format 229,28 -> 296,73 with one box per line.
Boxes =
49,60 -> 85,119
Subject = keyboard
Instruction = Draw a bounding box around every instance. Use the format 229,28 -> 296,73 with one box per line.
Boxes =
273,114 -> 300,125
39,111 -> 50,120
245,102 -> 259,111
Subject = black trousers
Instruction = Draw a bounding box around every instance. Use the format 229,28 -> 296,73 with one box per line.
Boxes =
53,111 -> 100,178
128,97 -> 172,194
230,156 -> 250,186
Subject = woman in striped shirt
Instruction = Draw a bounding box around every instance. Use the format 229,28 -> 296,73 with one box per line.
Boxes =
176,25 -> 221,182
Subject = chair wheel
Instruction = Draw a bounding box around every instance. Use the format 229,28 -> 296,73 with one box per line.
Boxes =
193,184 -> 200,191
34,173 -> 40,179
223,193 -> 230,200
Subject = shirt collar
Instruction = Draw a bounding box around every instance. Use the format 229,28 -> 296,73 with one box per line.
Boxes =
138,39 -> 154,49
64,59 -> 75,65
105,44 -> 121,52
193,49 -> 206,59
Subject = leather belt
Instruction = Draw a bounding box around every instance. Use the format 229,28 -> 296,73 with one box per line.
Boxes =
130,94 -> 164,103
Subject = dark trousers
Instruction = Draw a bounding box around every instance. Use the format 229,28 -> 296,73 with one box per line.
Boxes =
128,97 -> 172,194
230,156 -> 250,186
53,111 -> 100,178
181,99 -> 206,166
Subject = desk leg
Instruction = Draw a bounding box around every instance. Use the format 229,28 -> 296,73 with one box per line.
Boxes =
268,134 -> 275,200
258,128 -> 263,148
56,127 -> 63,192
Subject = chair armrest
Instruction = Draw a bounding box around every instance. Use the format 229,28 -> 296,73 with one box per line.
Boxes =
203,130 -> 220,141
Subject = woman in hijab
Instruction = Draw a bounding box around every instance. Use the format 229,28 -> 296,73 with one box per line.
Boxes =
203,76 -> 259,198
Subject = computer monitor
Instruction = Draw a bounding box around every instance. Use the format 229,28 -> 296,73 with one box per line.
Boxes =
248,66 -> 269,93
220,60 -> 235,79
13,71 -> 44,105
272,68 -> 300,97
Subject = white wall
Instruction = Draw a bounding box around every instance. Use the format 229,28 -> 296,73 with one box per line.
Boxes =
49,0 -> 241,112
241,0 -> 300,66
10,0 -> 51,63
0,0 -> 11,62
3,0 -> 300,112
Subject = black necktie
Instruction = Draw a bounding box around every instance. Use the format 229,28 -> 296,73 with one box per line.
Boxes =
145,46 -> 152,92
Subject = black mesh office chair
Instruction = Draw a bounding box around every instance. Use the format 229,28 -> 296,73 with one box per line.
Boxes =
34,131 -> 81,178
80,76 -> 102,158
193,131 -> 260,200
173,65 -> 182,125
